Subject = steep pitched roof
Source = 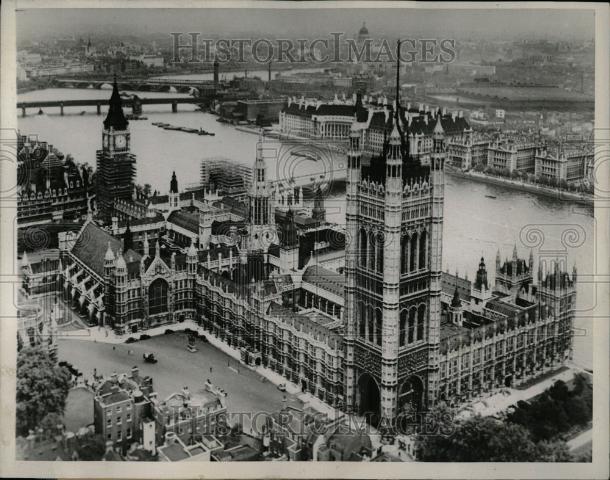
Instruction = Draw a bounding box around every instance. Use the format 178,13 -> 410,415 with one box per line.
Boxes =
167,210 -> 199,234
71,221 -> 141,278
71,222 -> 121,277
302,264 -> 344,298
103,77 -> 128,130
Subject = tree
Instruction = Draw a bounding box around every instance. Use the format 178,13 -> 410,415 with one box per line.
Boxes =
415,402 -> 457,459
548,380 -> 570,403
40,412 -> 64,440
566,396 -> 591,426
75,432 -> 106,461
517,394 -> 570,441
16,347 -> 72,436
143,183 -> 152,197
567,374 -> 593,426
507,374 -> 592,441
535,440 -> 573,462
417,415 -> 542,462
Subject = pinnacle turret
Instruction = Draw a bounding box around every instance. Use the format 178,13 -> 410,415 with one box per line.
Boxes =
104,241 -> 115,261
451,286 -> 461,308
170,171 -> 179,194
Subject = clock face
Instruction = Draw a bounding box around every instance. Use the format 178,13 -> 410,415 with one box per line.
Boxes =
115,135 -> 127,149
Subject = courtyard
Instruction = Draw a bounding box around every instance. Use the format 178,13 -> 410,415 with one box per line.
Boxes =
57,332 -> 303,420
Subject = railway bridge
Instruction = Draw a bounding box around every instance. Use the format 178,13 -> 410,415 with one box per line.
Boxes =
17,96 -> 204,117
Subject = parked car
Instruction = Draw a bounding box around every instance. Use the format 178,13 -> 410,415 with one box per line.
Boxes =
143,352 -> 158,364
59,361 -> 81,377
277,383 -> 287,392
187,345 -> 198,353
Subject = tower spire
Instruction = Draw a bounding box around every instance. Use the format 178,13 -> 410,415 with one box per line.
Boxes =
451,285 -> 461,308
103,74 -> 128,131
170,171 -> 179,194
391,38 -> 409,162
123,219 -> 133,252
394,39 -> 402,137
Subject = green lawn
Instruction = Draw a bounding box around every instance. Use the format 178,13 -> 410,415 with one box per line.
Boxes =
63,387 -> 94,432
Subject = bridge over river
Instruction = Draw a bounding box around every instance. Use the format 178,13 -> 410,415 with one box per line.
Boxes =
17,96 -> 204,117
52,76 -> 219,94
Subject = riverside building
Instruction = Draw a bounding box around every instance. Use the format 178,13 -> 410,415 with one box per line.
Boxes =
47,72 -> 576,429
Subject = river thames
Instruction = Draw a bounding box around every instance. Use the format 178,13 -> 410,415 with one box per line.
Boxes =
18,88 -> 595,370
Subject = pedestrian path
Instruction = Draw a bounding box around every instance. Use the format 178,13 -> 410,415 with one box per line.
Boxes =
567,428 -> 592,451
58,320 -> 203,344
457,367 -> 577,419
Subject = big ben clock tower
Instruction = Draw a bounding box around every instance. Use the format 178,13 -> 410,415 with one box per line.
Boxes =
96,75 -> 136,224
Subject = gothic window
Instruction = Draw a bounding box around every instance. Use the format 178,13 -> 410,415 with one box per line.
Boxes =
262,198 -> 269,224
368,231 -> 376,271
367,305 -> 374,344
359,229 -> 367,267
419,230 -> 427,270
376,232 -> 384,273
416,305 -> 426,341
399,309 -> 407,347
408,307 -> 416,344
375,309 -> 382,346
401,235 -> 409,273
410,233 -> 418,271
461,354 -> 470,370
27,326 -> 36,346
149,278 -> 169,315
473,348 -> 481,365
358,302 -> 366,338
400,236 -> 405,273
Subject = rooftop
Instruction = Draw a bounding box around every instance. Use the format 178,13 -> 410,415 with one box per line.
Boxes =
158,442 -> 189,461
302,264 -> 345,298
70,221 -> 141,278
167,210 -> 199,234
99,389 -> 130,406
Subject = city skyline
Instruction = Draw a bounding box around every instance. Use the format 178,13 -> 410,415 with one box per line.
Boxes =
17,8 -> 595,42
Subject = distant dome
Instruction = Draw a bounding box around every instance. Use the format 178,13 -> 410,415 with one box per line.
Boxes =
359,22 -> 369,36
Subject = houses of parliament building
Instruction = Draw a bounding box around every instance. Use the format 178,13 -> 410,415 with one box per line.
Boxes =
25,75 -> 576,428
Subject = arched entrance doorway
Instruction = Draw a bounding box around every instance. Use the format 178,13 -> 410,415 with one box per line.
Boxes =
398,375 -> 424,414
357,372 -> 381,426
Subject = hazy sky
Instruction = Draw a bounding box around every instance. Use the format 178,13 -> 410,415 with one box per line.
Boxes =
17,8 -> 595,42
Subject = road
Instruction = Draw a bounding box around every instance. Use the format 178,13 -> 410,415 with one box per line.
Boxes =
567,428 -> 592,453
57,332 -> 302,418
